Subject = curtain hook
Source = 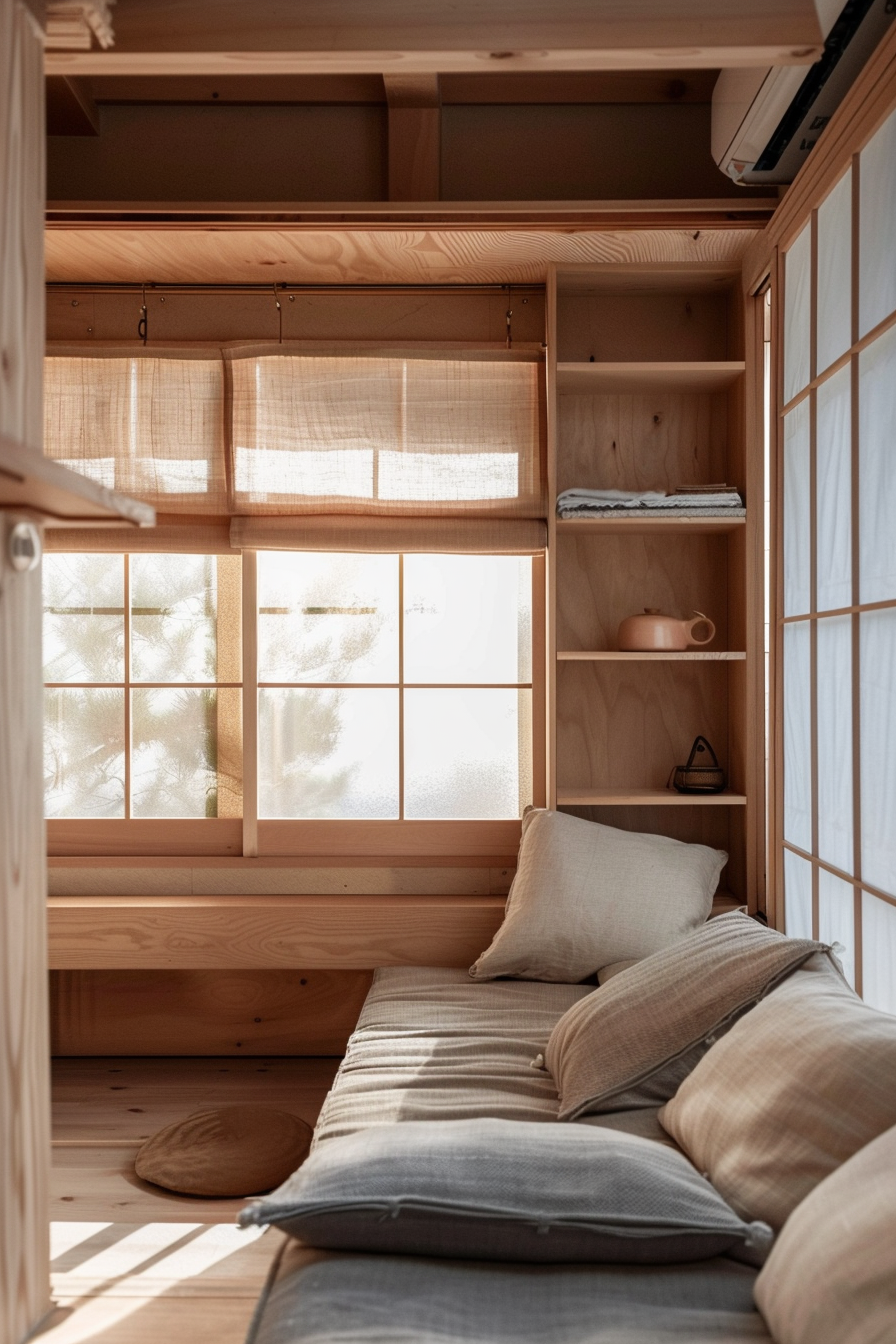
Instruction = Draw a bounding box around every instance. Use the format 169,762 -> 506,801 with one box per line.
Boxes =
505,285 -> 513,349
273,284 -> 282,344
138,283 -> 148,345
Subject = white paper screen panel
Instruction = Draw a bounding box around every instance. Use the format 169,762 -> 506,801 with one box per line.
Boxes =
783,848 -> 813,941
783,400 -> 810,617
816,615 -> 853,875
783,223 -> 811,403
862,892 -> 896,1016
815,366 -> 851,614
816,169 -> 852,377
859,105 -> 896,340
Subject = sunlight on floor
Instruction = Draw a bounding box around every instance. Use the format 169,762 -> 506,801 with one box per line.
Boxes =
39,1221 -> 267,1343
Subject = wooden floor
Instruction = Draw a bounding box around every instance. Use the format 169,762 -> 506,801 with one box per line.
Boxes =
38,1056 -> 341,1344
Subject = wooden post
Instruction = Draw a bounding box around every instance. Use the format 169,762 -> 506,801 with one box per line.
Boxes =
0,2 -> 52,1341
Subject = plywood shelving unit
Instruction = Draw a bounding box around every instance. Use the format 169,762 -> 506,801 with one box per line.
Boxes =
546,262 -> 762,907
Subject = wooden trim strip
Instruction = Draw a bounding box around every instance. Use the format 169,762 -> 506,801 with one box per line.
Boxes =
850,148 -> 864,997
780,596 -> 896,622
123,555 -> 131,820
241,550 -> 258,858
771,249 -> 786,931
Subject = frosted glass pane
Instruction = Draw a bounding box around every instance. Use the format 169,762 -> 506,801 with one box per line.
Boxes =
858,322 -> 896,604
818,869 -> 856,988
258,688 -> 398,819
783,399 -> 810,616
859,105 -> 896,337
45,688 -> 125,818
132,687 -> 229,818
784,621 -> 812,851
862,892 -> 896,1015
816,616 -> 853,873
784,848 -> 813,940
43,554 -> 124,683
404,689 -> 531,820
816,169 -> 852,374
816,367 -> 852,613
131,554 -> 219,683
784,224 -> 811,401
404,555 -> 532,684
257,552 -> 398,684
860,608 -> 896,897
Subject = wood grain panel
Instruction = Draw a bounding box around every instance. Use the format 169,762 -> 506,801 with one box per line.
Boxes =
556,391 -> 730,496
51,969 -> 373,1055
47,895 -> 506,970
557,292 -> 731,363
1,6 -> 52,1342
556,660 -> 731,792
555,533 -> 730,652
44,227 -> 759,287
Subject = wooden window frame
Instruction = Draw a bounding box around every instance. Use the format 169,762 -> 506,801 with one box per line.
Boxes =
46,545 -> 546,863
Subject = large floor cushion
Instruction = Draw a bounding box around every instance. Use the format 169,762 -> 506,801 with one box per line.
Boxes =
247,1242 -> 771,1344
311,967 -> 594,1148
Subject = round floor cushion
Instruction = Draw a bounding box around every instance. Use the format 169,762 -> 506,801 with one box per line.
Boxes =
135,1106 -> 313,1197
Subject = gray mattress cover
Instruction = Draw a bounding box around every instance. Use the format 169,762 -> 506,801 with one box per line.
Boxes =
249,1243 -> 771,1344
311,966 -> 595,1148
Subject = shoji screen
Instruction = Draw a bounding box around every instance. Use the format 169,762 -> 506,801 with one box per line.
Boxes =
779,107 -> 896,1011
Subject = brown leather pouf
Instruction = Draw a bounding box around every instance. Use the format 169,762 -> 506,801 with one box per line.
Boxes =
135,1106 -> 313,1197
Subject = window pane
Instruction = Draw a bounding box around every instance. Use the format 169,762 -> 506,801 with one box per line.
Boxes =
816,615 -> 853,873
859,322 -> 896,605
784,223 -> 811,402
45,688 -> 125,818
816,169 -> 852,375
257,552 -> 398,684
816,367 -> 851,613
862,892 -> 896,1015
860,608 -> 896,897
784,621 -> 812,852
404,688 -> 531,820
783,848 -> 813,940
258,688 -> 399,819
43,554 -> 124,683
132,687 -> 231,818
818,869 -> 856,988
131,554 -> 219,683
859,105 -> 896,338
404,555 -> 532,684
783,399 -> 810,616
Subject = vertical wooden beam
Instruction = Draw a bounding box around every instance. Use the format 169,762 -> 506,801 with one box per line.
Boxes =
0,3 -> 52,1339
383,74 -> 441,202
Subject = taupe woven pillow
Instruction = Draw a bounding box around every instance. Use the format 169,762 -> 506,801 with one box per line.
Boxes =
659,953 -> 896,1230
469,809 -> 726,983
753,1123 -> 896,1344
135,1106 -> 312,1197
241,1117 -> 773,1265
546,912 -> 824,1119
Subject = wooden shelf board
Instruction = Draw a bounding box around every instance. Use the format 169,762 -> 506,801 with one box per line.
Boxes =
557,650 -> 746,661
556,361 -> 746,394
556,514 -> 746,535
0,434 -> 155,526
557,789 -> 747,806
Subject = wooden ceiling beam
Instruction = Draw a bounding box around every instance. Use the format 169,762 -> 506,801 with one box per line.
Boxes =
43,0 -> 824,77
384,74 -> 440,202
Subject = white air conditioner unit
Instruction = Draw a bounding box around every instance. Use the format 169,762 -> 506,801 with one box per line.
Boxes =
712,0 -> 894,185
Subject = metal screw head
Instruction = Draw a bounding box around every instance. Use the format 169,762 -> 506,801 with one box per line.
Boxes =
8,521 -> 41,573
71,299 -> 79,307
87,327 -> 93,333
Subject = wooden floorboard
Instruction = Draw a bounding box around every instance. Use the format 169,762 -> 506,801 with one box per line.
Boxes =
45,1055 -> 339,1342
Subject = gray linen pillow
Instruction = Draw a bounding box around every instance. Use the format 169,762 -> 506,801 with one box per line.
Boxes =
240,1117 -> 772,1265
546,912 -> 825,1119
469,809 -> 726,983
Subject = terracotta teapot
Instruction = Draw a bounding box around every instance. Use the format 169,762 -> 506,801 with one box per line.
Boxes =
617,608 -> 716,652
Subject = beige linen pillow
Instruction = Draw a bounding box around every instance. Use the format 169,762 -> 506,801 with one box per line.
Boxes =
546,912 -> 823,1119
469,809 -> 726,983
659,953 -> 896,1230
753,1123 -> 896,1344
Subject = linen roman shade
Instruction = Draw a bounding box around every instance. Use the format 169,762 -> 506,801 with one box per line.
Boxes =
44,344 -> 546,542
44,349 -> 228,514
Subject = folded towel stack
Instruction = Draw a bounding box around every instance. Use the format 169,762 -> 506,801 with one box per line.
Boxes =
557,485 -> 744,520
